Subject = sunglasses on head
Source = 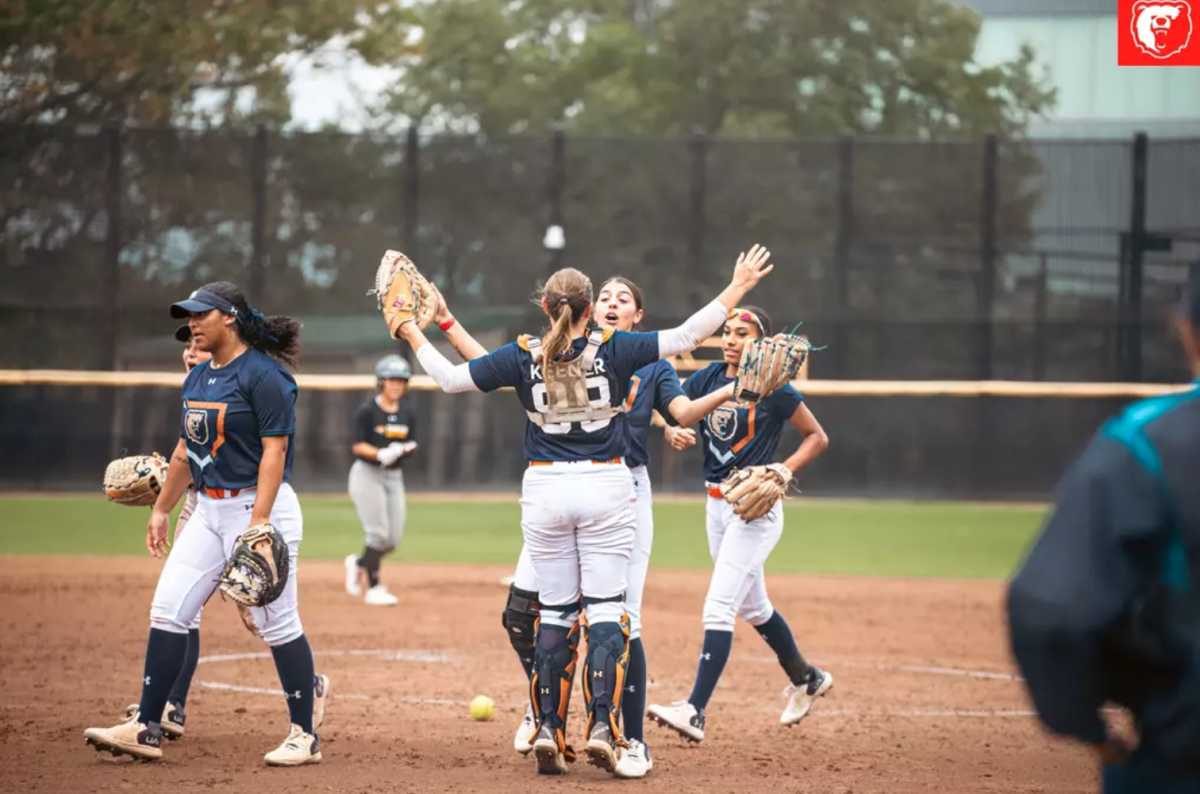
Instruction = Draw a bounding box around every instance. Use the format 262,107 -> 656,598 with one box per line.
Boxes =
727,308 -> 764,335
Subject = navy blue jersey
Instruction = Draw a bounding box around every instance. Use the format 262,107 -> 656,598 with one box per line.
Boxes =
180,348 -> 297,491
683,362 -> 803,483
468,329 -> 660,462
624,359 -> 685,469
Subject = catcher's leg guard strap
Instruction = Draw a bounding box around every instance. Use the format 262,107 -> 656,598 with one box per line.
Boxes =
581,592 -> 625,625
582,614 -> 631,737
502,585 -> 539,678
531,618 -> 580,756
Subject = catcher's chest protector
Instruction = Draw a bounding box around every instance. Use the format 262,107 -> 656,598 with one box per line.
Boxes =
527,329 -> 625,427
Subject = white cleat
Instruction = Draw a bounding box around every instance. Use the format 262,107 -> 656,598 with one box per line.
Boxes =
781,667 -> 834,727
84,718 -> 163,761
531,725 -> 571,775
613,737 -> 652,779
647,700 -> 705,743
364,584 -> 399,606
584,721 -> 621,774
313,674 -> 330,730
123,701 -> 185,740
513,705 -> 536,755
264,723 -> 322,767
344,555 -> 362,597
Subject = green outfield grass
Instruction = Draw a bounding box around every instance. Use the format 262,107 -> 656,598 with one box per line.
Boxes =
0,495 -> 1047,579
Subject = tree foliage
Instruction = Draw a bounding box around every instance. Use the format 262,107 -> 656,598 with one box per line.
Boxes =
393,0 -> 1056,138
1,0 -> 410,126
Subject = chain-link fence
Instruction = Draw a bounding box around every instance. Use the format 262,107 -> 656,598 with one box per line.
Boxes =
2,124 -> 1199,496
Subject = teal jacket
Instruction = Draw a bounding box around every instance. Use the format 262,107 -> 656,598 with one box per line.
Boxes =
1007,382 -> 1200,771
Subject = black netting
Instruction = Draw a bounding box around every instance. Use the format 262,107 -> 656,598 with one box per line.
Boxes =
0,382 -> 1136,500
3,125 -> 1200,497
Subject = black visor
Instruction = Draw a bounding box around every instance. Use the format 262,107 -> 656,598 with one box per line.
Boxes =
170,289 -> 238,319
174,324 -> 192,343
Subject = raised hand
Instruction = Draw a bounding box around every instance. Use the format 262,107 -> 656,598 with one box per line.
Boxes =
430,283 -> 452,326
730,244 -> 774,291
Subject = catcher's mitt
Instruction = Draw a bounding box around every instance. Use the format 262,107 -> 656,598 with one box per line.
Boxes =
217,524 -> 290,608
370,249 -> 437,339
731,332 -> 813,406
104,452 -> 169,507
718,463 -> 794,521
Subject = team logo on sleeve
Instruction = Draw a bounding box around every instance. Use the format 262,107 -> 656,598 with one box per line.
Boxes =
185,410 -> 209,445
707,406 -> 739,441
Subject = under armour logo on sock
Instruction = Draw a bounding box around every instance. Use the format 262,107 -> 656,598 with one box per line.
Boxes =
287,690 -> 302,700
625,685 -> 636,693
593,670 -> 603,679
144,676 -> 152,685
700,652 -> 711,661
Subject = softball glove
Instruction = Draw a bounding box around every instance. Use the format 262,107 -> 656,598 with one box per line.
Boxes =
103,452 -> 169,507
719,463 -> 794,521
218,523 -> 290,608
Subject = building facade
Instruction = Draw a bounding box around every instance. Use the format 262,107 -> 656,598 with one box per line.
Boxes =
960,0 -> 1200,138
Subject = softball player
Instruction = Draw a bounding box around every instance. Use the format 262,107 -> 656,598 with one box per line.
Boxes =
116,327 -> 330,738
647,306 -> 832,743
437,279 -> 738,779
397,247 -> 773,777
344,354 -> 418,606
85,281 -> 322,767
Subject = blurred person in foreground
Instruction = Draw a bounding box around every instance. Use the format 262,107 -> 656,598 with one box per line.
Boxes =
1008,262 -> 1200,793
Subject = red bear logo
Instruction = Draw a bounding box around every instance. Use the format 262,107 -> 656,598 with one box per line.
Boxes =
1131,1 -> 1193,60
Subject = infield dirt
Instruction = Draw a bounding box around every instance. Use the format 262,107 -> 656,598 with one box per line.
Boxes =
0,557 -> 1092,793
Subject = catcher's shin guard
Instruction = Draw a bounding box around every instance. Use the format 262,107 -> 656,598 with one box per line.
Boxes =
529,608 -> 580,762
502,585 -> 539,680
581,606 -> 631,742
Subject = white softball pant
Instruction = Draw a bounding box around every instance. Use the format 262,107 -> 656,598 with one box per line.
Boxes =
174,489 -> 203,631
149,483 -> 305,647
703,494 -> 783,631
511,464 -> 653,638
348,459 -> 407,553
519,461 -> 636,627
626,465 -> 654,640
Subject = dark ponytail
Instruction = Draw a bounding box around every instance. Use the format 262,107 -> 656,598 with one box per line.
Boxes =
248,312 -> 302,370
200,281 -> 303,370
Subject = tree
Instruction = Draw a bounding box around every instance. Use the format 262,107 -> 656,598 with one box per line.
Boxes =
390,0 -> 1055,139
1,0 -> 411,126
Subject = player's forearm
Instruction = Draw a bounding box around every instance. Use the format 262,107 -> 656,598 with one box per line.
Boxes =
668,383 -> 734,428
415,343 -> 480,393
250,438 -> 287,525
443,322 -> 488,361
657,300 -> 727,358
351,441 -> 381,461
782,431 -> 829,474
154,439 -> 193,514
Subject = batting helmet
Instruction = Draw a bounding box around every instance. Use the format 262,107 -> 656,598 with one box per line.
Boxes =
375,354 -> 412,382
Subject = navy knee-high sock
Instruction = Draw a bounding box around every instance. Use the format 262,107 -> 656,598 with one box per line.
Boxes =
622,637 -> 647,742
754,610 -> 811,686
271,635 -> 316,734
167,628 -> 201,708
687,630 -> 733,711
138,629 -> 190,726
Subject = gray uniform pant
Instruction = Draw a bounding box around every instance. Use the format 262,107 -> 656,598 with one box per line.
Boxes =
349,459 -> 407,553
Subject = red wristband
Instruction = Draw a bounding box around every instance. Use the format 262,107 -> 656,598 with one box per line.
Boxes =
438,317 -> 457,332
